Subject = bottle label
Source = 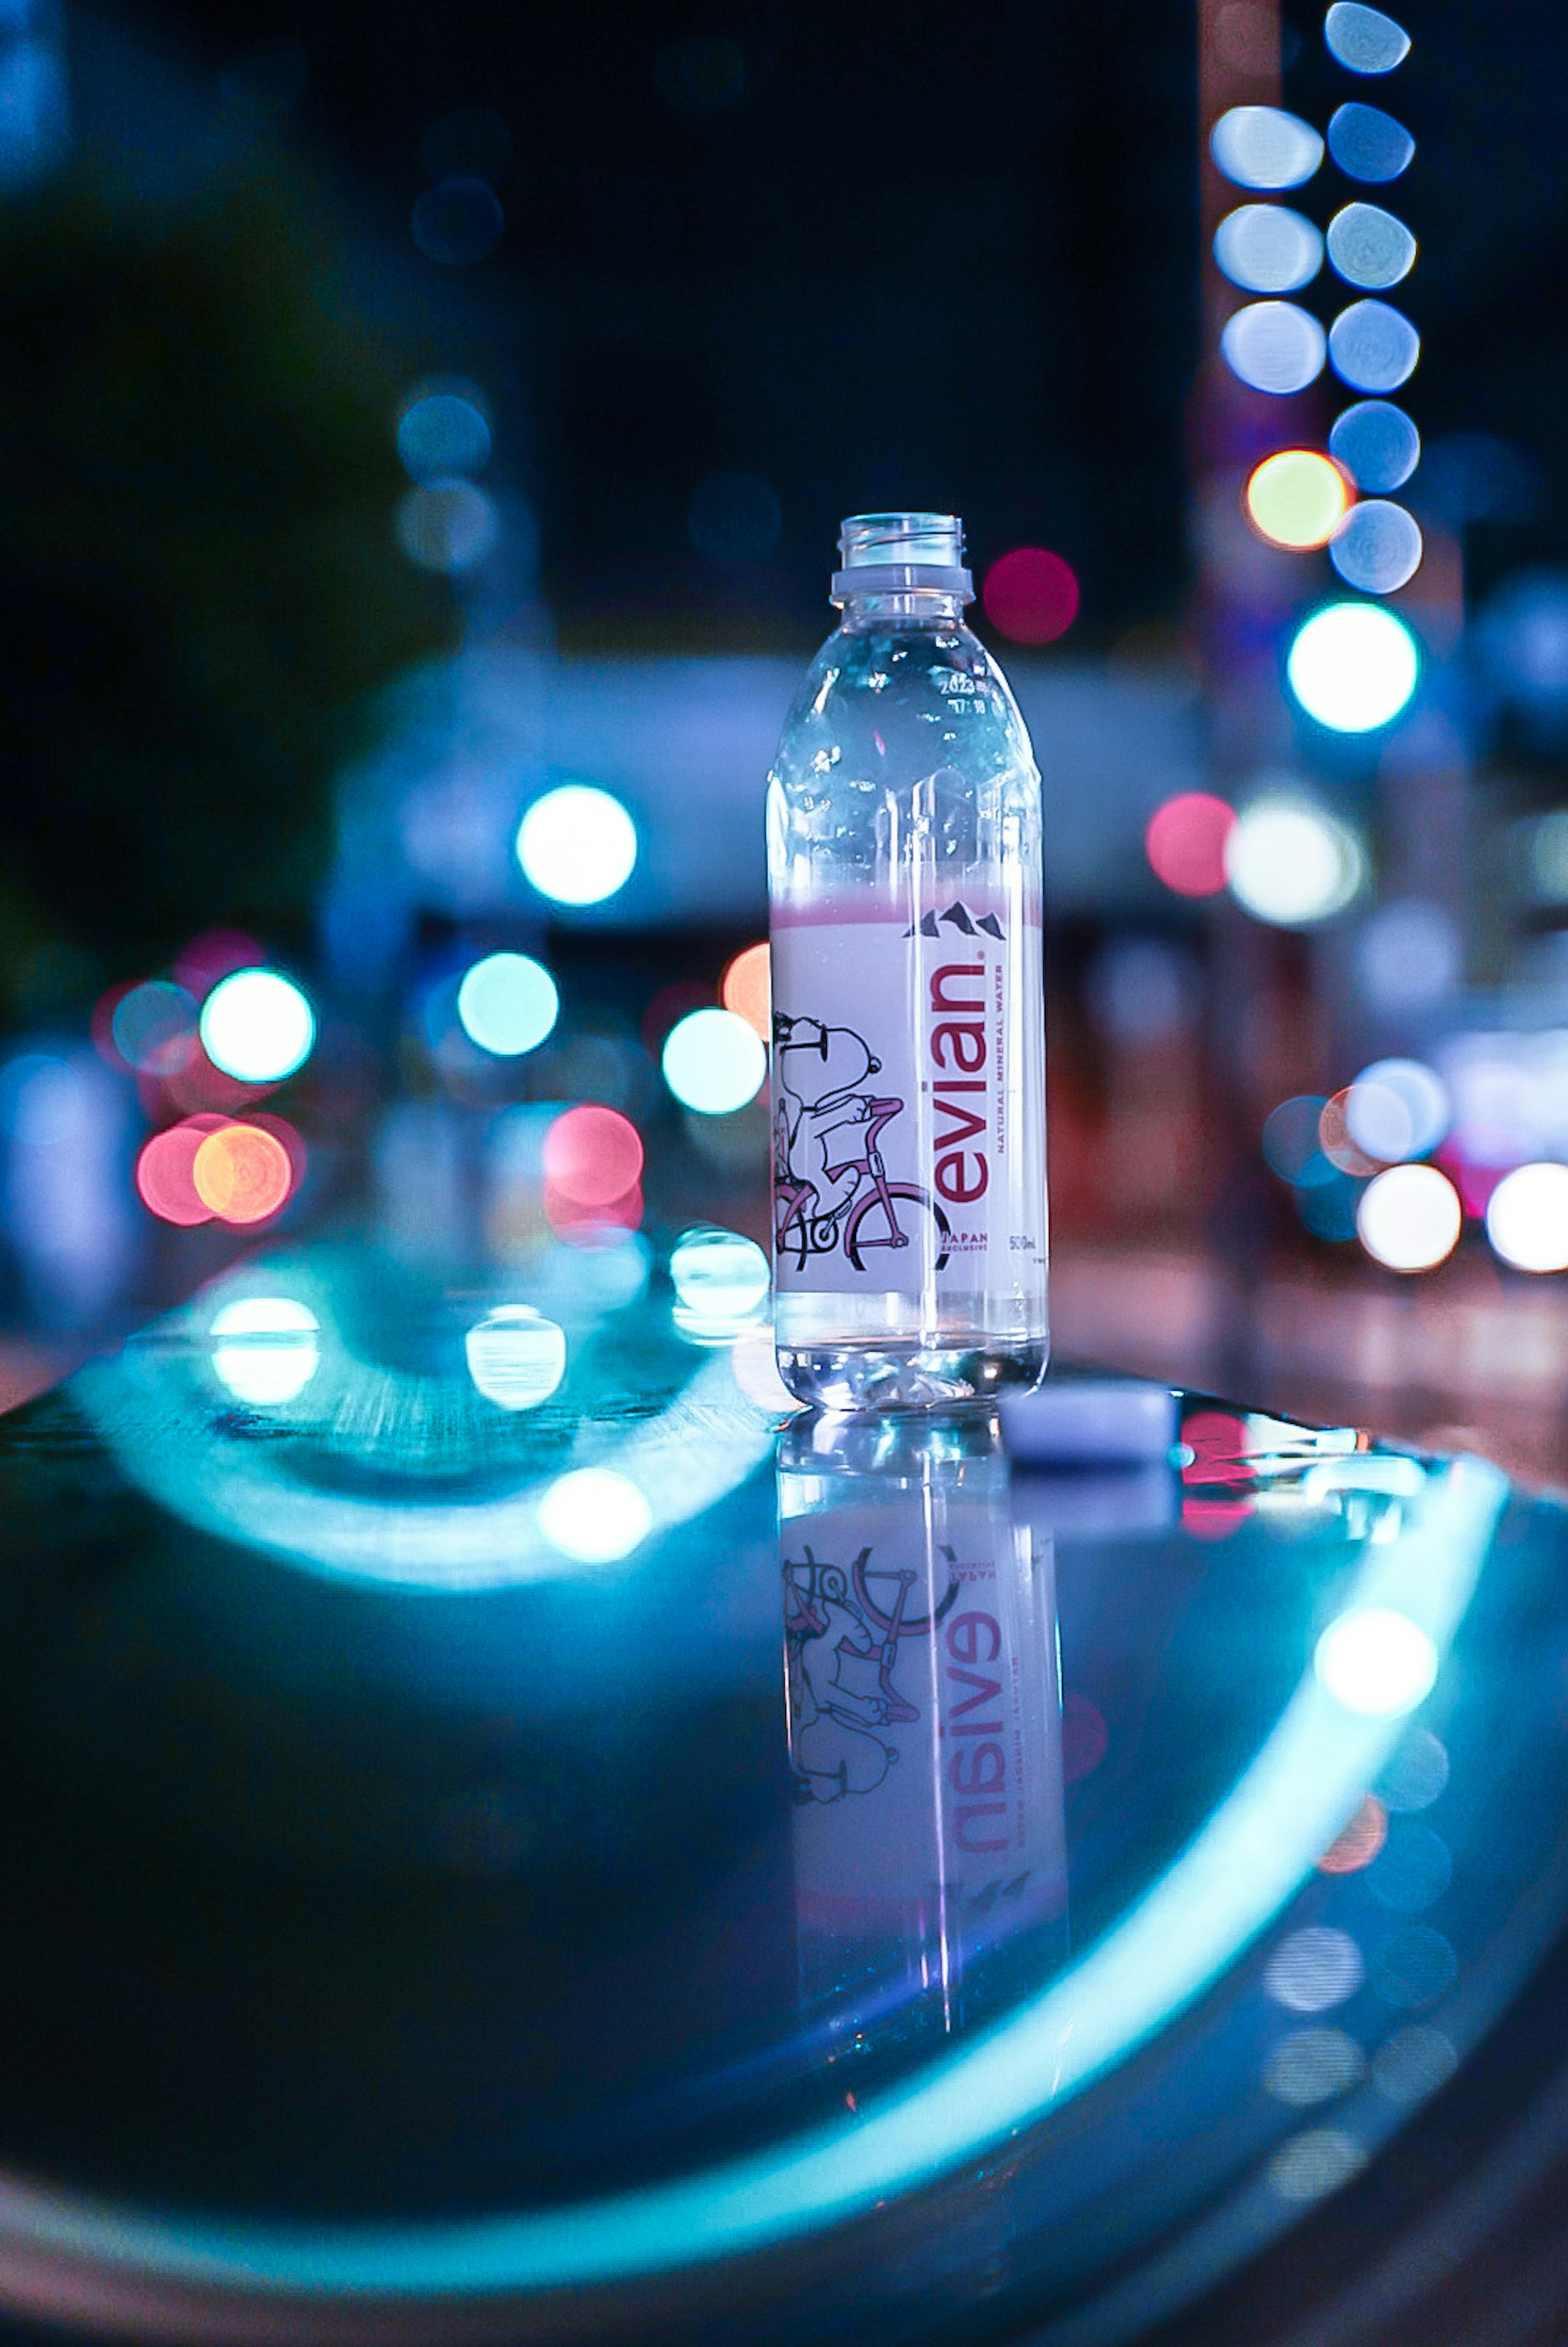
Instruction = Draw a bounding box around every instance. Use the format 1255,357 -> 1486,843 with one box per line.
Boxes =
770,899 -> 1045,1294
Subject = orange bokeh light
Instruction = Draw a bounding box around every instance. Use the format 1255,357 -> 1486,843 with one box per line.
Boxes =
192,1122 -> 294,1224
721,942 -> 771,1040
542,1105 -> 644,1209
1320,1089 -> 1383,1178
1317,1793 -> 1389,1875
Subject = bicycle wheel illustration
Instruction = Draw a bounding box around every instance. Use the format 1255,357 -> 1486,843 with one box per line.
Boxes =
844,1183 -> 951,1274
851,1551 -> 961,1639
774,1187 -> 814,1271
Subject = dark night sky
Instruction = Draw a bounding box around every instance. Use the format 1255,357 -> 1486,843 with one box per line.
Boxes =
115,0 -> 1568,637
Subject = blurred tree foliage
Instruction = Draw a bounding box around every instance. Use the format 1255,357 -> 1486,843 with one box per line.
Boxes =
0,158 -> 458,1011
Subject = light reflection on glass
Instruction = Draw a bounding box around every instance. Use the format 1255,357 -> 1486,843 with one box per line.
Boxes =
1316,1604 -> 1439,1719
1328,101 -> 1415,182
1221,299 -> 1327,395
1264,1925 -> 1365,2013
1327,201 -> 1417,291
1214,204 -> 1323,295
1330,498 -> 1423,593
209,1295 -> 321,1407
1264,2026 -> 1366,2105
1210,105 -> 1325,189
464,1305 -> 568,1412
1325,2 -> 1411,74
669,1226 -> 771,1339
537,1466 -> 653,1562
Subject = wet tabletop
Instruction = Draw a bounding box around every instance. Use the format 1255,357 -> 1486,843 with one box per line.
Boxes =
0,1238 -> 1563,2345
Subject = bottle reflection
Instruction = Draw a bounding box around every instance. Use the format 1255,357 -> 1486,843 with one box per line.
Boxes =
779,1410 -> 1067,2061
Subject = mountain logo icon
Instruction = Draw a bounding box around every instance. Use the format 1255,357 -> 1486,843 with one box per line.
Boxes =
903,902 -> 1006,940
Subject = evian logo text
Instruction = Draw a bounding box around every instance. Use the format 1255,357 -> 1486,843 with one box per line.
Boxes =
929,958 -> 989,1204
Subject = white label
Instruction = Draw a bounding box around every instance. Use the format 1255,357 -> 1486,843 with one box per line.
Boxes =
771,899 -> 1045,1296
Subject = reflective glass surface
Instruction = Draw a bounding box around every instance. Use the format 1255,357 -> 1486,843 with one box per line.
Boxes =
0,1242 -> 1562,2345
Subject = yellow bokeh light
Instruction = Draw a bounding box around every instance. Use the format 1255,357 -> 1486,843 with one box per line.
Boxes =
720,941 -> 771,1039
1245,449 -> 1352,550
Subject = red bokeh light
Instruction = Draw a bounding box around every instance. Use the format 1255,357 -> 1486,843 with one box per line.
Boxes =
546,1180 -> 644,1238
542,1105 -> 645,1209
174,929 -> 265,999
135,1115 -> 227,1225
1317,1793 -> 1389,1876
982,547 -> 1080,645
1145,792 -> 1237,897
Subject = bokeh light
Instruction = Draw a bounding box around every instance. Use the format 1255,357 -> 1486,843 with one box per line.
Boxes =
1344,1059 -> 1450,1162
1287,602 -> 1420,732
136,1119 -> 221,1226
1265,2028 -> 1366,2104
662,1006 -> 766,1115
1210,105 -> 1325,189
464,1305 -> 568,1411
1263,1095 -> 1332,1183
1145,792 -> 1236,896
1325,3 -> 1412,74
1356,901 -> 1459,1013
538,1468 -> 652,1562
1245,450 -> 1352,550
1485,1161 -> 1568,1273
515,783 -> 638,907
1378,1727 -> 1450,1813
192,1123 -> 294,1224
1319,1090 -> 1382,1177
199,968 -> 315,1084
1328,102 -> 1415,182
175,929 -> 266,998
1372,2025 -> 1458,2106
720,942 -> 771,1039
396,481 -> 499,572
1330,499 -> 1423,594
1329,400 -> 1420,493
1316,1605 -> 1439,1716
982,548 -> 1080,645
1330,299 -> 1420,393
1268,2128 -> 1367,2204
1225,799 -> 1366,925
1372,1925 -> 1457,2009
111,980 -> 199,1077
456,953 -> 559,1057
1368,1822 -> 1452,1914
411,175 -> 505,264
1264,1926 -> 1364,2013
1317,1793 -> 1390,1874
396,387 -> 491,481
670,1226 -> 771,1338
542,1104 -> 645,1209
209,1296 -> 321,1407
1221,300 -> 1326,395
1356,1163 -> 1462,1272
1213,204 -> 1323,294
1327,201 -> 1417,291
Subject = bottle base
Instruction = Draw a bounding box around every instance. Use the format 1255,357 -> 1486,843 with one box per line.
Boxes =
777,1339 -> 1047,1414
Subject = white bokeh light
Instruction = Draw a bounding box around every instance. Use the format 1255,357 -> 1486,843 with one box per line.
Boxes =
464,1305 -> 567,1410
199,969 -> 316,1084
515,784 -> 638,907
1345,1059 -> 1450,1162
1220,301 -> 1327,395
1225,799 -> 1366,926
209,1296 -> 321,1407
537,1467 -> 652,1562
1486,1162 -> 1568,1274
1214,205 -> 1323,294
1316,1606 -> 1439,1718
662,1007 -> 766,1115
1356,1163 -> 1462,1272
1287,602 -> 1420,732
1210,105 -> 1325,189
456,953 -> 559,1057
670,1226 -> 771,1337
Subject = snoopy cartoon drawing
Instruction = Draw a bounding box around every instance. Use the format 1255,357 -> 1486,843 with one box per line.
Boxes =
773,1013 -> 888,1223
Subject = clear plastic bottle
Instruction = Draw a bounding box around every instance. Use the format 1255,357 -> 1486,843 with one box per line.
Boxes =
768,512 -> 1048,1410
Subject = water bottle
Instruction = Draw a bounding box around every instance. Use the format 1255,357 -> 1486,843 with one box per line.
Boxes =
768,512 -> 1048,1410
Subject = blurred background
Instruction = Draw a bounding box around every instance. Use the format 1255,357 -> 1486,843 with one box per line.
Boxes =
2,0 -> 1567,1477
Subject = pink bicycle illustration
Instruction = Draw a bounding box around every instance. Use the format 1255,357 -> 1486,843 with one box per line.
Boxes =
774,1095 -> 952,1274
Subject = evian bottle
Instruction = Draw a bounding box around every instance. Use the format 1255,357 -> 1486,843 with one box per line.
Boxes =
768,512 -> 1048,1410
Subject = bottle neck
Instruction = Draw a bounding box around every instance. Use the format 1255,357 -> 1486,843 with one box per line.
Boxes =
836,591 -> 968,628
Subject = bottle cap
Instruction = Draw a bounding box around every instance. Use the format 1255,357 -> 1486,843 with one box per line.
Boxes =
831,511 -> 973,604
